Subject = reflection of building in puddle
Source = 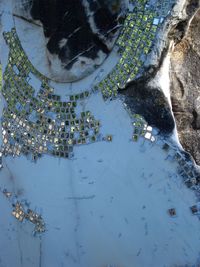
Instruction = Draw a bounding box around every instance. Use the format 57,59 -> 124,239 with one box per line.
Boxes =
3,188 -> 12,198
12,202 -> 45,233
0,187 -> 45,234
12,201 -> 45,234
174,151 -> 200,188
0,151 -> 3,169
168,204 -> 200,218
131,114 -> 156,143
12,202 -> 25,222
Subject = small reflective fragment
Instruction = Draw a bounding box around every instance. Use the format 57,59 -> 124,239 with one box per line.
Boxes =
190,205 -> 198,215
168,208 -> 176,217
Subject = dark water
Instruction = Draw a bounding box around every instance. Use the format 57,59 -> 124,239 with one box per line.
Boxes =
29,0 -> 123,69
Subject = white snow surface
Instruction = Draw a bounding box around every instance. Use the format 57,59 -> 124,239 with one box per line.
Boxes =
1,95 -> 200,267
0,1 -> 200,267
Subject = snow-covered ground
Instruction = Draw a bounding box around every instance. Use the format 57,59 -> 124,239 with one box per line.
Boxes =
1,95 -> 200,267
0,1 -> 200,267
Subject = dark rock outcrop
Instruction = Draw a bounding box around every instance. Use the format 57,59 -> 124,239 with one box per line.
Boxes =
119,80 -> 175,135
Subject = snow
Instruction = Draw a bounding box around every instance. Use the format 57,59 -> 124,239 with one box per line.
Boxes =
13,0 -> 123,83
1,93 -> 200,267
0,1 -> 200,267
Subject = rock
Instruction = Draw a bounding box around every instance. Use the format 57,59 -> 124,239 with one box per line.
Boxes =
194,96 -> 200,129
170,6 -> 200,165
120,80 -> 175,135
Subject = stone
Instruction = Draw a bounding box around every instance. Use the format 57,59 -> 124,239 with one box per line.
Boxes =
170,6 -> 200,165
120,82 -> 175,135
